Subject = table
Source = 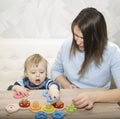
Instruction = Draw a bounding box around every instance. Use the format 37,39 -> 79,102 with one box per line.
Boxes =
0,89 -> 120,119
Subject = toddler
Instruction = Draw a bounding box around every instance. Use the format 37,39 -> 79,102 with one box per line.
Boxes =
7,54 -> 60,100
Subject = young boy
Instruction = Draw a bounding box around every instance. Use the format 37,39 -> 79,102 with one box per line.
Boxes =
7,54 -> 60,100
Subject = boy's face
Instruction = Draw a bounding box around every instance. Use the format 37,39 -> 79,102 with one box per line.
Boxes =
25,61 -> 47,86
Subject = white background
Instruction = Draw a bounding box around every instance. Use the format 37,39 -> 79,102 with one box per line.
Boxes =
0,0 -> 120,45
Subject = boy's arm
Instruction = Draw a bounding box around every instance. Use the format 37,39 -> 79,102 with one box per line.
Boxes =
49,81 -> 60,90
7,82 -> 21,90
7,85 -> 14,90
7,79 -> 24,90
48,82 -> 60,101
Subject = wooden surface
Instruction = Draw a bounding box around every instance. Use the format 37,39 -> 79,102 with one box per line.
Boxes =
0,89 -> 120,119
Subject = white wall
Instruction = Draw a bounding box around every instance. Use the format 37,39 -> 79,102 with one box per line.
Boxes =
0,0 -> 120,42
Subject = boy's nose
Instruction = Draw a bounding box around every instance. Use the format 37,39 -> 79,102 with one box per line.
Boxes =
36,72 -> 40,77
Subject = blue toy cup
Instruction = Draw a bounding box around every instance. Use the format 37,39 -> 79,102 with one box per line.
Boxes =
35,111 -> 48,119
52,111 -> 64,119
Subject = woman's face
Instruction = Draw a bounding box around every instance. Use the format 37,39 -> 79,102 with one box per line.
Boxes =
73,25 -> 84,51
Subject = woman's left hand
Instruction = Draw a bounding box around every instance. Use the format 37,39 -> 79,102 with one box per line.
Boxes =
72,92 -> 97,110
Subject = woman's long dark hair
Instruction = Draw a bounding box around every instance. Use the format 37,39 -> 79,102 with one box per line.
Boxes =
70,7 -> 108,75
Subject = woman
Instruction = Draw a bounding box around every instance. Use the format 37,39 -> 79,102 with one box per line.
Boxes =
52,7 -> 120,109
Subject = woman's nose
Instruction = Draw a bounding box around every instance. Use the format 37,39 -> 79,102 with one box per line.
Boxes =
76,39 -> 82,45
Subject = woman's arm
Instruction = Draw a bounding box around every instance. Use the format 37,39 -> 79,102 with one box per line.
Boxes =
95,89 -> 120,102
55,75 -> 71,88
56,75 -> 78,89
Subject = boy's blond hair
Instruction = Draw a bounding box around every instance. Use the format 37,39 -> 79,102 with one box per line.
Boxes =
24,54 -> 48,77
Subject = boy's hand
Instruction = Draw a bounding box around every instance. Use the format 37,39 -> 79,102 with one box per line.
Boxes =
12,85 -> 29,96
48,84 -> 60,101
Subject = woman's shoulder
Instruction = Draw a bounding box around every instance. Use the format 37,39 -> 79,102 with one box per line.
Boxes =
107,41 -> 120,51
61,39 -> 72,49
105,41 -> 120,55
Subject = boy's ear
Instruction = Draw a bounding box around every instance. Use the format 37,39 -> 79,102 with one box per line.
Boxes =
24,72 -> 28,77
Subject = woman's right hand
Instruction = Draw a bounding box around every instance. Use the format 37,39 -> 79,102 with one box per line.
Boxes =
72,92 -> 97,110
12,85 -> 29,96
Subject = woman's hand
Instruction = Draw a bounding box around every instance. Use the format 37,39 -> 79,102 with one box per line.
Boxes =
12,85 -> 29,96
72,92 -> 97,110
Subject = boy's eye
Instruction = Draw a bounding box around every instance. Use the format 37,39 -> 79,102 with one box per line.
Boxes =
31,72 -> 35,74
40,71 -> 44,73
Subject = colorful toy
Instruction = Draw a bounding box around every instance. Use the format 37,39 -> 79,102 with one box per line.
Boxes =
52,111 -> 64,119
47,96 -> 57,104
42,102 -> 55,114
30,101 -> 42,112
6,89 -> 77,118
65,104 -> 77,113
42,90 -> 57,104
42,90 -> 48,97
19,98 -> 30,108
52,100 -> 64,110
13,92 -> 25,99
5,103 -> 20,113
35,111 -> 48,119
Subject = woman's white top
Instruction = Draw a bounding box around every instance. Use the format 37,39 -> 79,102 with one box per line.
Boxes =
52,39 -> 120,89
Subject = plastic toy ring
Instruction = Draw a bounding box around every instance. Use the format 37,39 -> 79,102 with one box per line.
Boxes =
30,101 -> 42,112
52,111 -> 64,119
13,92 -> 25,99
47,96 -> 57,103
35,111 -> 48,119
42,103 -> 54,114
52,100 -> 64,110
19,98 -> 30,108
42,90 -> 48,97
65,104 -> 77,113
43,90 -> 57,104
5,103 -> 20,113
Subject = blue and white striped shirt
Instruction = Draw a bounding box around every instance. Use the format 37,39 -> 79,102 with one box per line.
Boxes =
7,77 -> 60,90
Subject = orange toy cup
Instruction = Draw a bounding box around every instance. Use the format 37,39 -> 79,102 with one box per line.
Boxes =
30,101 -> 42,112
